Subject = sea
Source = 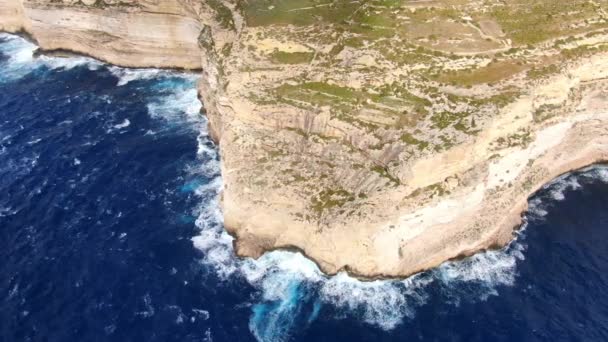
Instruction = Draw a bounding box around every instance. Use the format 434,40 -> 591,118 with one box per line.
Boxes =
1,33 -> 607,342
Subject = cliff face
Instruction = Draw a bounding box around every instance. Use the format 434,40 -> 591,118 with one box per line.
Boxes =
2,0 -> 608,278
0,0 -> 203,69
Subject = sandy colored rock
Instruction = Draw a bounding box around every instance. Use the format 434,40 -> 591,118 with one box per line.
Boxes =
0,0 -> 202,69
2,0 -> 608,279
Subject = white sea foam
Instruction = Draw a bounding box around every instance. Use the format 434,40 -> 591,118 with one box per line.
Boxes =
147,88 -> 202,125
8,30 -> 599,341
135,293 -> 155,318
38,54 -> 100,70
183,99 -> 535,341
320,272 -> 430,330
437,243 -> 524,288
188,148 -> 530,341
182,128 -> 608,342
203,328 -> 213,342
27,138 -> 42,145
108,66 -> 168,86
104,324 -> 116,335
244,256 -> 318,342
0,34 -> 37,80
192,308 -> 210,321
0,33 -> 35,64
113,119 -> 130,129
545,173 -> 582,201
112,65 -> 196,84
0,33 -> 99,81
435,238 -> 527,306
581,164 -> 608,183
524,165 -> 608,221
186,120 -> 534,336
242,251 -> 323,286
0,206 -> 17,217
527,197 -> 548,218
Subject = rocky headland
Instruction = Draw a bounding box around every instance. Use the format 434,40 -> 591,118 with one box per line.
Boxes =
2,0 -> 608,278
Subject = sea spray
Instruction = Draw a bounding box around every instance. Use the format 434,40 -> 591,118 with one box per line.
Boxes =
7,31 -> 603,342
243,253 -> 320,342
0,34 -> 229,340
174,82 -> 527,342
108,66 -> 174,86
187,131 -> 608,342
0,33 -> 99,82
185,125 -> 531,342
4,31 -> 608,342
526,164 -> 608,222
320,272 -> 430,330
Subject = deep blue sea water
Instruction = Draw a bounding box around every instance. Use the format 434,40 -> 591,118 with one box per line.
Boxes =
1,33 -> 608,342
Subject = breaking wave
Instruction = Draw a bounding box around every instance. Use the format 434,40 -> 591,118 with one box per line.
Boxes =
185,130 -> 562,341
0,34 -> 222,341
147,86 -> 202,124
527,165 -> 608,220
0,33 -> 100,82
6,31 -> 608,342
108,66 -> 173,86
187,107 -> 608,342
189,190 -> 529,342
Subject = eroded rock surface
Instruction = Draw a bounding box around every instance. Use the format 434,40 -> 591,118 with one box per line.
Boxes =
2,0 -> 608,278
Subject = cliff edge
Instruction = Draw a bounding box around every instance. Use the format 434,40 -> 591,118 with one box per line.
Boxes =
2,0 -> 608,278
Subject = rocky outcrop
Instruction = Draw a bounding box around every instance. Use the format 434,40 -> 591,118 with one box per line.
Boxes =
0,0 -> 202,69
2,0 -> 608,278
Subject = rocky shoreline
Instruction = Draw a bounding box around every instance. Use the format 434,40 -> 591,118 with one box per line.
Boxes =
3,0 -> 608,279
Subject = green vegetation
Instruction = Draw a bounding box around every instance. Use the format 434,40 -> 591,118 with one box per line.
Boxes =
381,43 -> 452,67
207,0 -> 236,30
434,135 -> 455,152
242,0 -> 361,27
527,64 -> 561,79
371,165 -> 400,186
271,79 -> 438,132
267,148 -> 287,159
533,103 -> 562,122
406,181 -> 450,199
495,129 -> 533,148
310,187 -> 356,217
433,61 -> 528,86
427,182 -> 449,198
273,81 -> 362,122
491,0 -> 607,45
377,82 -> 432,112
275,81 -> 358,103
270,51 -> 314,64
454,116 -> 479,135
400,133 -> 429,151
469,90 -> 522,108
431,111 -> 470,129
561,44 -> 608,60
283,169 -> 308,183
285,127 -> 309,137
230,0 -> 607,202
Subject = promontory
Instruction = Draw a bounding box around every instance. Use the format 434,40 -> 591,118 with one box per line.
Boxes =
2,0 -> 608,278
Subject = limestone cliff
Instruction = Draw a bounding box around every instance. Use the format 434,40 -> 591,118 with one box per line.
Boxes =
0,0 -> 203,69
2,0 -> 608,278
